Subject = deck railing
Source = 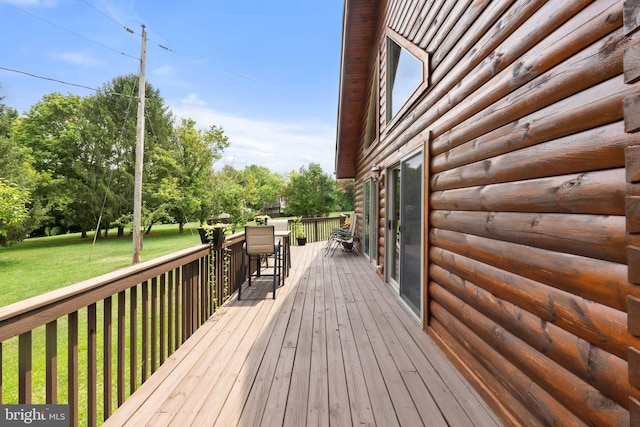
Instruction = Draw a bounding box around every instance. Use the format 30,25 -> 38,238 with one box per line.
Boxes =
0,215 -> 346,426
289,215 -> 348,244
0,233 -> 246,427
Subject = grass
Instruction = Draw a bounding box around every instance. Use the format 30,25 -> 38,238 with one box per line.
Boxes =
0,214 -> 350,424
0,222 -> 205,424
0,222 -> 205,307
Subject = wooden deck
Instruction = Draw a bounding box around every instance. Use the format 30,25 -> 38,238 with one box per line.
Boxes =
103,242 -> 501,426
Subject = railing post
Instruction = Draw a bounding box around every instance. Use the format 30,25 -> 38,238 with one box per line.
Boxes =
88,303 -> 97,427
103,297 -> 112,419
68,311 -> 78,427
46,321 -> 57,404
18,331 -> 31,404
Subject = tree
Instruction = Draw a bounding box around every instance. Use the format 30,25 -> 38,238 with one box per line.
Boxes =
0,96 -> 38,245
86,74 -> 175,236
11,93 -> 86,234
167,118 -> 229,232
240,165 -> 285,212
336,179 -> 355,211
283,163 -> 340,217
211,165 -> 250,231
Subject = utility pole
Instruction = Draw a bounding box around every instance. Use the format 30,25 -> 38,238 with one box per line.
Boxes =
133,24 -> 146,264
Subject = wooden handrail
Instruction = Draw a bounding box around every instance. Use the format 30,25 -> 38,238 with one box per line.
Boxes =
0,234 -> 247,427
0,220 -> 340,426
289,215 -> 348,244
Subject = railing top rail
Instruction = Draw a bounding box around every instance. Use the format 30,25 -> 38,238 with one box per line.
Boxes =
0,243 -> 212,341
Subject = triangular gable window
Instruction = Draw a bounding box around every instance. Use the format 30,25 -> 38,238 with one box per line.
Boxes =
385,29 -> 428,124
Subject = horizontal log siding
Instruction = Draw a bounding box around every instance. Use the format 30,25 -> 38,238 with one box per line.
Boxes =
356,0 -> 638,425
624,1 -> 640,424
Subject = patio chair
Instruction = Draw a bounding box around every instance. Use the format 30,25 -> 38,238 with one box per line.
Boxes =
239,225 -> 280,300
325,215 -> 357,257
271,219 -> 291,272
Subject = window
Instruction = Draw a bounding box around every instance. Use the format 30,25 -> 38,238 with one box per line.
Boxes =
385,30 -> 428,124
364,69 -> 378,151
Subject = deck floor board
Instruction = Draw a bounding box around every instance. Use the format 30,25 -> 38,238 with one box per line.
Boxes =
103,242 -> 502,427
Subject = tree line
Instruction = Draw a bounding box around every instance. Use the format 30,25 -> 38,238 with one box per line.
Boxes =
0,74 -> 354,246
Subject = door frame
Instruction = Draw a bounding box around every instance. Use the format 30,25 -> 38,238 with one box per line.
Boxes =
363,177 -> 377,264
385,147 -> 424,322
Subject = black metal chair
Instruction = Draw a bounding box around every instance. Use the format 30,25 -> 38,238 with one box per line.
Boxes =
239,225 -> 280,300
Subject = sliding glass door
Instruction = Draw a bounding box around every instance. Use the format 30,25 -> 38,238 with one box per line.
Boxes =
387,151 -> 423,317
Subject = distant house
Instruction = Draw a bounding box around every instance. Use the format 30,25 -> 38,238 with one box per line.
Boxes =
335,1 -> 640,425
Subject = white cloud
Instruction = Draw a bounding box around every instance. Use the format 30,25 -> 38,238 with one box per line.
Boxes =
152,65 -> 174,77
171,94 -> 336,176
53,51 -> 103,67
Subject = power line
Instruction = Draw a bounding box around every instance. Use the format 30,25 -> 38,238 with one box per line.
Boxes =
18,8 -> 139,60
0,66 -> 138,99
79,0 -> 125,29
0,66 -> 97,91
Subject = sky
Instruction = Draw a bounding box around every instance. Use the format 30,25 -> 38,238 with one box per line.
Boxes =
0,0 -> 344,175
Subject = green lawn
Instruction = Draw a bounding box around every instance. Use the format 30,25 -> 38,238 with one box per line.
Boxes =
0,222 -> 205,307
0,215 -> 349,424
0,222 -> 206,424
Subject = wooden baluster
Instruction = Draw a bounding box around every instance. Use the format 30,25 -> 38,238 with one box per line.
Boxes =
181,265 -> 188,342
151,277 -> 158,374
141,281 -> 148,383
130,286 -> 137,394
18,331 -> 31,404
103,296 -> 112,420
68,311 -> 78,427
117,291 -> 125,406
46,321 -> 57,404
159,274 -> 166,365
174,268 -> 181,350
88,303 -> 97,427
167,270 -> 174,356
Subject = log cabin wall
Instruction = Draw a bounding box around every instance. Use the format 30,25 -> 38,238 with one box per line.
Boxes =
345,0 -> 640,425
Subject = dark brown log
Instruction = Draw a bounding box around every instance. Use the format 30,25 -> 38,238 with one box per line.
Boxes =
410,0 -> 445,49
428,320 -> 546,427
430,0 -> 493,70
431,289 -> 629,426
624,41 -> 640,83
432,1 -> 623,153
430,306 -> 593,427
397,0 -> 421,36
629,296 -> 640,336
431,169 -> 626,215
429,248 -> 636,360
430,228 -> 634,312
430,210 -> 634,264
385,0 -> 547,155
431,84 -> 627,174
430,274 -> 634,407
625,94 -> 640,133
630,347 -> 640,388
431,122 -> 634,191
629,246 -> 640,284
432,0 -> 592,137
624,0 -> 640,35
626,145 -> 640,183
406,0 -> 432,39
420,0 -> 465,51
627,196 -> 640,233
631,397 -> 640,427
